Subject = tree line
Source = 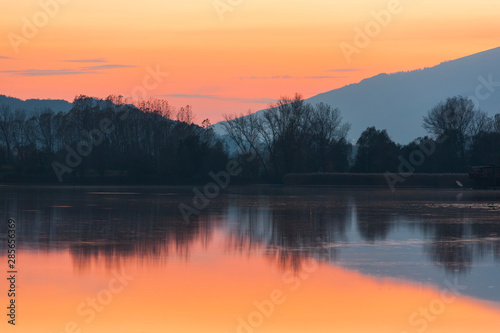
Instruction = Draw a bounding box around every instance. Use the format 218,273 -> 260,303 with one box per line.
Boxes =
224,94 -> 500,180
0,94 -> 499,183
223,94 -> 352,181
0,95 -> 228,183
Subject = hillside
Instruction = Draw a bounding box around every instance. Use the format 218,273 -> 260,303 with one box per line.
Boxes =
0,95 -> 73,114
215,46 -> 500,144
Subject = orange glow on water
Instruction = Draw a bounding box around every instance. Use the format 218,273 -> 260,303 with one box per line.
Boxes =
2,232 -> 500,333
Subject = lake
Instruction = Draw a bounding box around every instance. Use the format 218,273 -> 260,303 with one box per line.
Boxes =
1,186 -> 500,332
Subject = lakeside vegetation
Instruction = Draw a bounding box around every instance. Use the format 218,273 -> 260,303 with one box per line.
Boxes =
283,173 -> 471,188
223,94 -> 500,183
0,95 -> 228,183
0,94 -> 499,184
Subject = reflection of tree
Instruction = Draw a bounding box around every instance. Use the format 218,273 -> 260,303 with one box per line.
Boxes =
0,187 -> 212,272
0,187 -> 355,272
425,222 -> 472,274
357,214 -> 394,242
411,206 -> 500,274
223,195 -> 352,271
470,221 -> 500,261
267,207 -> 345,271
354,198 -> 396,242
2,187 -> 499,276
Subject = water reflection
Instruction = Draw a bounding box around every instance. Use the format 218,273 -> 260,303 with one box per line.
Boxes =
1,186 -> 499,277
2,186 -> 500,333
224,195 -> 353,271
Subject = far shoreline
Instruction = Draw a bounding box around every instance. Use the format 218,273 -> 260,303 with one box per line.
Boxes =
283,173 -> 474,189
0,173 -> 487,190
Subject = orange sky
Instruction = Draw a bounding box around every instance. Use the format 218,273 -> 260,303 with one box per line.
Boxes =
2,236 -> 500,333
1,0 -> 500,124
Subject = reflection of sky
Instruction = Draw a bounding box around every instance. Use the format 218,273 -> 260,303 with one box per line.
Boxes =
223,197 -> 500,303
4,234 -> 500,333
337,220 -> 500,304
1,185 -> 500,327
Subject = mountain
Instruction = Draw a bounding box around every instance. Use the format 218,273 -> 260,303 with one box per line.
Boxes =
0,95 -> 73,114
215,46 -> 500,144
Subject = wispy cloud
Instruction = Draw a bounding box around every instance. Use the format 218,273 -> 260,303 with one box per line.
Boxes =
81,64 -> 136,70
235,75 -> 294,80
1,64 -> 136,76
327,68 -> 360,72
159,93 -> 274,104
233,70 -> 357,80
237,97 -> 276,104
304,75 -> 347,79
64,58 -> 107,63
162,93 -> 221,99
235,75 -> 346,80
0,69 -> 98,76
0,56 -> 14,60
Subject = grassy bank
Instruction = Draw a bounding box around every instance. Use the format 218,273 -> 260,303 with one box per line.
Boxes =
284,173 -> 471,188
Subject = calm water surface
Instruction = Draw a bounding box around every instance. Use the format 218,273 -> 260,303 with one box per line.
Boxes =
1,186 -> 500,332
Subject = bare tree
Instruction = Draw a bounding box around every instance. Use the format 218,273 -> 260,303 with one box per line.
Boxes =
494,114 -> 500,133
32,108 -> 61,153
223,110 -> 269,175
469,110 -> 493,137
422,96 -> 489,160
201,119 -> 211,129
309,103 -> 351,171
134,97 -> 172,119
264,94 -> 312,174
0,104 -> 14,160
223,94 -> 351,177
176,105 -> 194,124
11,109 -> 28,158
422,96 -> 476,138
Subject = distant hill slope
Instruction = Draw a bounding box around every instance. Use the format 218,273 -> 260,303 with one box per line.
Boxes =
0,95 -> 73,114
214,46 -> 500,144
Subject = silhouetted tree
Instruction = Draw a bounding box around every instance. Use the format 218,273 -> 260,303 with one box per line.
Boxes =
223,94 -> 351,180
0,96 -> 228,183
352,127 -> 399,172
494,114 -> 500,133
0,104 -> 13,161
308,103 -> 351,172
469,131 -> 500,166
422,96 -> 492,162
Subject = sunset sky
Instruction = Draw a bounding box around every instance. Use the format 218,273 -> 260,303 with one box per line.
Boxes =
1,0 -> 500,123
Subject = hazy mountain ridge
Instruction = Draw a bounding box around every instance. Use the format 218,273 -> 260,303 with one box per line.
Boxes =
0,95 -> 73,114
307,47 -> 500,143
215,46 -> 500,144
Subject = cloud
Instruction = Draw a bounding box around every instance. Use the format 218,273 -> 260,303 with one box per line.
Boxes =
0,56 -> 14,60
0,69 -> 98,76
237,97 -> 276,104
327,68 -> 360,72
64,58 -> 107,63
162,93 -> 220,99
81,64 -> 136,70
235,75 -> 294,80
303,76 -> 347,79
1,64 -> 136,76
235,75 -> 346,80
159,93 -> 275,104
